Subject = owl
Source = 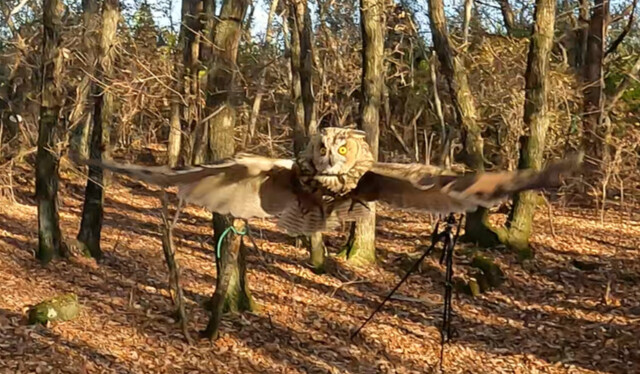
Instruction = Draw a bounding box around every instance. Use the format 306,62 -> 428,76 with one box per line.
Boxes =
84,127 -> 581,235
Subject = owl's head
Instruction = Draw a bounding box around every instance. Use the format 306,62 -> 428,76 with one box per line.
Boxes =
301,127 -> 375,194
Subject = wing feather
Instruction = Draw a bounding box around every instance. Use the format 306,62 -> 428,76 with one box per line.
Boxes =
352,154 -> 582,213
83,154 -> 297,219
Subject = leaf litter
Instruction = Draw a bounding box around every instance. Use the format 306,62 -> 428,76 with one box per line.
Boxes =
0,166 -> 638,373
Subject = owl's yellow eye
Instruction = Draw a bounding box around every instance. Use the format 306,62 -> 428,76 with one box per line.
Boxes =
320,147 -> 327,156
338,146 -> 348,155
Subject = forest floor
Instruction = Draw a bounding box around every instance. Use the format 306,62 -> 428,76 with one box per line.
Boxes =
0,160 -> 639,374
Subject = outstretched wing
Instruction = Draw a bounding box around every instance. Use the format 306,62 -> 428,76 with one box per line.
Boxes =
83,154 -> 298,219
82,154 -> 355,234
351,155 -> 582,214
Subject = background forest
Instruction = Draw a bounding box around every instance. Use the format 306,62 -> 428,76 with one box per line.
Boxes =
0,0 -> 639,372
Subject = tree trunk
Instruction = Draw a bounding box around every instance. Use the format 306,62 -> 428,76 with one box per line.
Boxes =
574,0 -> 590,68
182,0 -> 202,166
287,4 -> 306,155
187,0 -> 208,166
498,0 -> 556,256
247,0 -> 279,142
498,0 -> 516,35
582,0 -> 608,159
168,0 -> 203,167
317,0 -> 346,73
69,0 -> 99,160
201,0 -> 253,340
36,0 -> 66,264
427,0 -> 498,246
462,0 -> 473,44
204,218 -> 256,339
160,192 -> 190,342
200,0 -> 216,62
77,0 -> 119,260
168,102 -> 181,167
296,0 -> 317,134
307,232 -> 326,273
342,0 -> 384,265
288,0 -> 325,272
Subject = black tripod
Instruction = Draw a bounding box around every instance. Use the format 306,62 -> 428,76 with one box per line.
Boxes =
351,214 -> 463,367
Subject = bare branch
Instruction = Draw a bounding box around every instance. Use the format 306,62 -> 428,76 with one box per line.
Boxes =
605,0 -> 638,56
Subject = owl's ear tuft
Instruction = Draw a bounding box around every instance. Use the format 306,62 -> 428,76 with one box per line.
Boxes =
349,129 -> 367,138
319,127 -> 333,136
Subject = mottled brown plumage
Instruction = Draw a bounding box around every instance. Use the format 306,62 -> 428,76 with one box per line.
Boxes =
83,127 -> 581,235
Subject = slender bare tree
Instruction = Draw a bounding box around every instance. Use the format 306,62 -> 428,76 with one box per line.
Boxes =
77,0 -> 120,260
574,0 -> 590,68
582,0 -> 609,159
247,0 -> 279,142
427,0 -> 498,246
498,0 -> 516,35
498,0 -> 557,254
201,0 -> 254,341
68,0 -> 100,160
288,2 -> 307,155
342,0 -> 384,264
168,0 -> 203,167
36,0 -> 67,263
288,0 -> 325,273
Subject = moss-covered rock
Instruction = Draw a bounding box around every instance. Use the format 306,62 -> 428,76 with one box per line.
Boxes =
27,294 -> 80,325
471,255 -> 505,288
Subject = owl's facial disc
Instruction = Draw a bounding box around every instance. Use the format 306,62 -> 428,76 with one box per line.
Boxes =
315,140 -> 349,175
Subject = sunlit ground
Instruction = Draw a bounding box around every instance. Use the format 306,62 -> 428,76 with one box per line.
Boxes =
1,163 -> 638,373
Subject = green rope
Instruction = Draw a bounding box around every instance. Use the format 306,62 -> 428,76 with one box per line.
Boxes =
216,225 -> 247,259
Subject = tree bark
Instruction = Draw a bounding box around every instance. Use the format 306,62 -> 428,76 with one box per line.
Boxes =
498,0 -> 516,35
296,0 -> 317,135
342,0 -> 384,265
69,0 -> 99,160
168,0 -> 203,167
499,0 -> 556,256
307,232 -> 326,273
183,0 -> 202,166
77,0 -> 119,260
168,102 -> 181,167
287,4 -> 306,155
200,0 -> 216,62
201,0 -> 253,340
247,0 -> 279,142
462,0 -> 473,44
36,0 -> 66,264
204,218 -> 256,339
574,0 -> 590,68
582,0 -> 609,159
288,0 -> 325,273
160,192 -> 190,342
427,0 -> 498,246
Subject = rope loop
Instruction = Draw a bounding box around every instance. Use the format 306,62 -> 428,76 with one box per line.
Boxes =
216,225 -> 247,259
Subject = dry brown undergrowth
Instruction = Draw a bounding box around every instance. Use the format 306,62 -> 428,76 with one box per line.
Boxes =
0,163 -> 638,374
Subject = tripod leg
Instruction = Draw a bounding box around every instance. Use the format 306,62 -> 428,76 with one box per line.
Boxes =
439,215 -> 463,370
351,221 -> 444,339
441,216 -> 463,343
442,235 -> 454,342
